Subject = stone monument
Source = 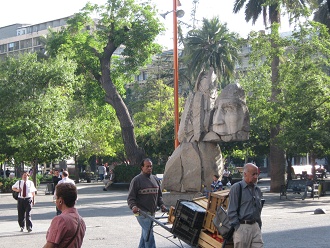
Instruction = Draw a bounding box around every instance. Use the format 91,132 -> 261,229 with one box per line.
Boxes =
162,67 -> 250,204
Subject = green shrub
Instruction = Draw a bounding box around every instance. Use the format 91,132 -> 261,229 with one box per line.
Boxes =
113,163 -> 165,183
0,177 -> 18,193
0,175 -> 42,193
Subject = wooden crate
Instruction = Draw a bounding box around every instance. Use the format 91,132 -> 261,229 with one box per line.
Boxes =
168,206 -> 175,224
193,196 -> 208,209
207,190 -> 230,213
198,229 -> 234,248
203,211 -> 216,233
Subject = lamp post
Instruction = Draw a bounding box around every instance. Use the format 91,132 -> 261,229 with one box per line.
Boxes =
161,1 -> 184,149
173,0 -> 180,149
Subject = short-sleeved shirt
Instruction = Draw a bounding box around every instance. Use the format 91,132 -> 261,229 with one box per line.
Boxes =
46,208 -> 86,248
12,179 -> 36,198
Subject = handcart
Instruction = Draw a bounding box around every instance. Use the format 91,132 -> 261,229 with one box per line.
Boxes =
139,191 -> 234,248
139,199 -> 207,248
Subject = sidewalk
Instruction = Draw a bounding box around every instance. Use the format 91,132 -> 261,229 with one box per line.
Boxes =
0,180 -> 329,248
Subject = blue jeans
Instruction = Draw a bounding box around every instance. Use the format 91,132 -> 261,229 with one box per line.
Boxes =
136,214 -> 156,248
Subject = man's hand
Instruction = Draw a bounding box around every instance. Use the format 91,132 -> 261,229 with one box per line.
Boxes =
132,206 -> 139,214
160,205 -> 168,213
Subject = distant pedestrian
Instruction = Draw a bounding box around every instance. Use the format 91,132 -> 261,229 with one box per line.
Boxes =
43,183 -> 86,248
98,164 -> 106,181
54,170 -> 75,215
103,170 -> 115,191
51,169 -> 61,195
12,171 -> 37,232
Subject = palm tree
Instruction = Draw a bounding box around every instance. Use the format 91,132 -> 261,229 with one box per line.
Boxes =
183,17 -> 241,84
233,0 -> 311,192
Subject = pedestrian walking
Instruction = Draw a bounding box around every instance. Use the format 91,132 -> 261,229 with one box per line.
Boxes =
12,171 -> 37,232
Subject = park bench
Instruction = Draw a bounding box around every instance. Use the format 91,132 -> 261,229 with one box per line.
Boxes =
280,179 -> 307,199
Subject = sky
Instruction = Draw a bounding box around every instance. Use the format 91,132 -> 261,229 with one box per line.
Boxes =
0,0 -> 292,48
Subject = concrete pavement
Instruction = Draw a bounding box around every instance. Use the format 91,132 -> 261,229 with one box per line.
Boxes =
0,178 -> 329,248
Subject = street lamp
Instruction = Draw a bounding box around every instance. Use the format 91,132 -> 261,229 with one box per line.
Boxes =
161,0 -> 184,149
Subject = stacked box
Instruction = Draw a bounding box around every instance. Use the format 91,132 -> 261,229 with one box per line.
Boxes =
198,229 -> 234,248
193,196 -> 209,209
167,206 -> 175,224
207,189 -> 230,213
203,211 -> 216,233
174,200 -> 206,228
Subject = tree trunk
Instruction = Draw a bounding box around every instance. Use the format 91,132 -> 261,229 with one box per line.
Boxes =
99,50 -> 145,166
286,155 -> 293,180
269,127 -> 286,192
269,6 -> 286,192
74,154 -> 80,184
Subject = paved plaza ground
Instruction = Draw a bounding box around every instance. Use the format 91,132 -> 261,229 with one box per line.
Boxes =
0,178 -> 330,248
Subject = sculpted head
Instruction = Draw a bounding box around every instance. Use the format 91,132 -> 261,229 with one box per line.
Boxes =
211,83 -> 250,142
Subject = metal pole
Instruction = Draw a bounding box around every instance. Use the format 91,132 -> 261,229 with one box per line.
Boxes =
173,0 -> 179,148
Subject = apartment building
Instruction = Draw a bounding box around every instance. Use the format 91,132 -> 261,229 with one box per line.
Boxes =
0,16 -> 72,59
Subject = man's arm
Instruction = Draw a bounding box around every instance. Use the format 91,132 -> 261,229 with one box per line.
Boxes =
43,242 -> 55,248
227,183 -> 240,230
127,178 -> 139,213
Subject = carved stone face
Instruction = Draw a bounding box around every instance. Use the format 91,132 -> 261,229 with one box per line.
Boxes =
211,84 -> 250,142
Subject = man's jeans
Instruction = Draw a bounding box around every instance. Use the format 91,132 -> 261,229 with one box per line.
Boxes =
136,214 -> 156,248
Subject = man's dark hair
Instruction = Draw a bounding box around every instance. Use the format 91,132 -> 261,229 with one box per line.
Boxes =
214,175 -> 219,179
140,158 -> 152,169
55,183 -> 77,208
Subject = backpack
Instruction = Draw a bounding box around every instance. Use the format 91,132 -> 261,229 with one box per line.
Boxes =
12,180 -> 21,200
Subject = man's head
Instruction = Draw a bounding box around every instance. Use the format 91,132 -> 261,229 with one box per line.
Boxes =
140,158 -> 153,176
55,183 -> 77,208
213,175 -> 219,181
21,171 -> 30,181
62,170 -> 69,178
243,163 -> 259,186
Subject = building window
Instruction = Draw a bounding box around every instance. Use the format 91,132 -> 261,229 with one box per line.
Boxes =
0,44 -> 7,53
8,42 -> 19,51
20,39 -> 32,49
143,72 -> 148,80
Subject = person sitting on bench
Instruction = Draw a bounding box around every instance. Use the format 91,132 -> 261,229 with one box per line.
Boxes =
302,175 -> 315,200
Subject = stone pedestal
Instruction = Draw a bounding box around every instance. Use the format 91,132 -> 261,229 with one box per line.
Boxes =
162,191 -> 204,207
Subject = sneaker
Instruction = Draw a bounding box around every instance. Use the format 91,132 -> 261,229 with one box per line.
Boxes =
28,228 -> 32,233
20,227 -> 23,232
103,188 -> 107,191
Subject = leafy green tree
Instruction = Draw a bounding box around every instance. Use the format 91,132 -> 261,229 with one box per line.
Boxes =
233,0 -> 314,191
240,21 -> 330,181
183,17 -> 240,83
46,0 -> 164,165
277,21 -> 330,175
0,53 -> 85,183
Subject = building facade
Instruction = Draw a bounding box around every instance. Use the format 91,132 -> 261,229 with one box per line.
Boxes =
0,16 -> 72,59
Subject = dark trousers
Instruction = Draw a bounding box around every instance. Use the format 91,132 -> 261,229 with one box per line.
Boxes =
17,198 -> 33,229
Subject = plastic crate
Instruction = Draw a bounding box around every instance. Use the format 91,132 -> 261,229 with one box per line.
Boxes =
172,218 -> 201,246
174,200 -> 206,228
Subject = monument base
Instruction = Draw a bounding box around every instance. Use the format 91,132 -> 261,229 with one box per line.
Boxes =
162,191 -> 204,207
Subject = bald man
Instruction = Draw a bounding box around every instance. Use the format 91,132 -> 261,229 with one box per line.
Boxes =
227,163 -> 264,248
